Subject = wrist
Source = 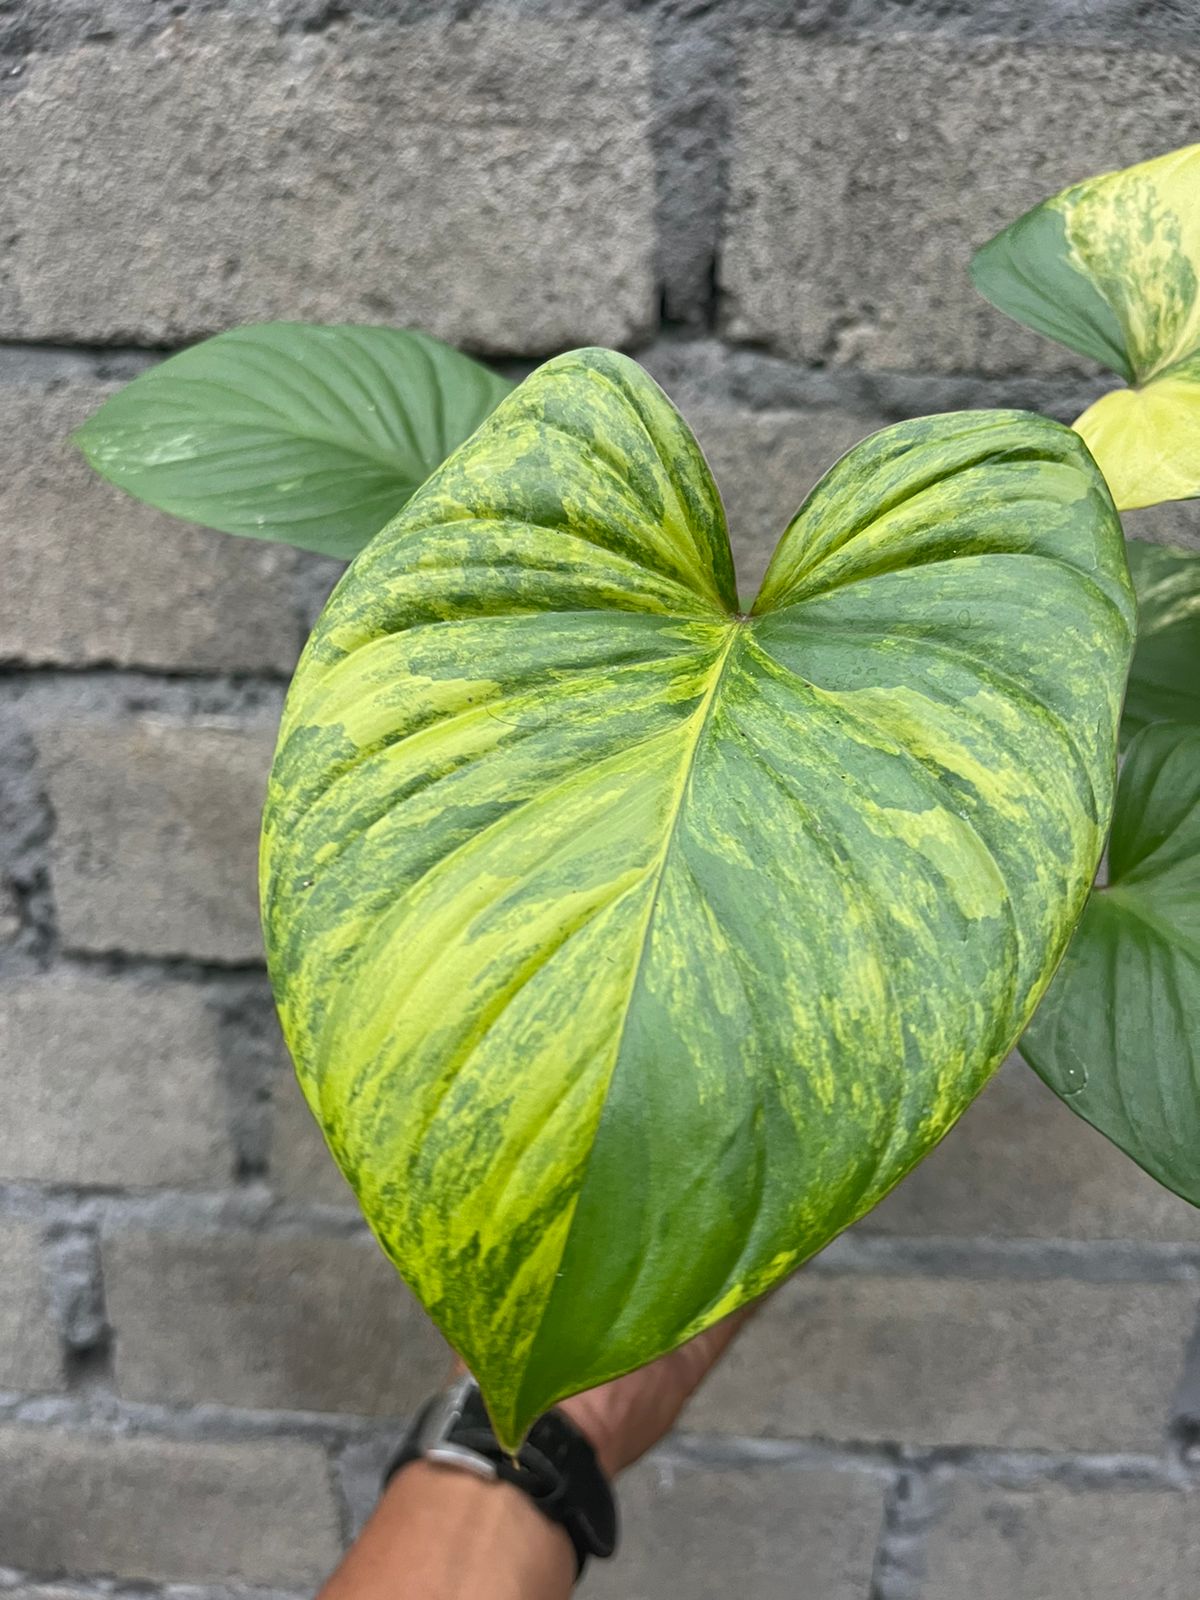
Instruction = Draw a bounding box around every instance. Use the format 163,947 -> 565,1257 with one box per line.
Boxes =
555,1393 -> 626,1480
321,1461 -> 576,1600
394,1461 -> 578,1587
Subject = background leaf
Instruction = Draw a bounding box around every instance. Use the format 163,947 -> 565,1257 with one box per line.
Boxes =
1022,722 -> 1200,1206
261,350 -> 1133,1449
74,322 -> 513,558
971,144 -> 1200,511
1122,538 -> 1200,745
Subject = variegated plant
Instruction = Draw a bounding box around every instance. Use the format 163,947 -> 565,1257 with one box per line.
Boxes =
76,145 -> 1200,1451
973,145 -> 1200,1219
972,143 -> 1200,512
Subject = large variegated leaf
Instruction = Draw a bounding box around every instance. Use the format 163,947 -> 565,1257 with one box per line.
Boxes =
260,349 -> 1134,1448
971,145 -> 1200,511
1122,538 -> 1200,745
74,323 -> 513,558
1022,723 -> 1200,1206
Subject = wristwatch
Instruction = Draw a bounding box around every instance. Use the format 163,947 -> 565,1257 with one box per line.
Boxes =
382,1376 -> 618,1578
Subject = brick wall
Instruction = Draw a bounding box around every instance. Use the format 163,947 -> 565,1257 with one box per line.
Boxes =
2,4 -> 1200,1596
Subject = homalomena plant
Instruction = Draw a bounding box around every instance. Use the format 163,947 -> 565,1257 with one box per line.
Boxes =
76,146 -> 1199,1451
972,142 -> 1200,1212
972,144 -> 1200,511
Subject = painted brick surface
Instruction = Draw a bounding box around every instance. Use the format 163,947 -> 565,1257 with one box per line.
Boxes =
588,1457 -> 887,1600
922,1479 -> 1200,1600
725,40 -> 1200,372
0,383 -> 303,674
1123,499 -> 1200,553
40,719 -> 275,962
4,6 -> 1200,1593
867,1054 -> 1200,1242
0,18 -> 656,351
0,1223 -> 63,1394
0,1589 -> 100,1600
268,1068 -> 356,1208
103,1228 -> 448,1415
688,1275 -> 1198,1450
0,1427 -> 341,1586
0,976 -> 231,1188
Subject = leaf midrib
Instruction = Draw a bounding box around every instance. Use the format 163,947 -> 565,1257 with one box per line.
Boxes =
510,617 -> 745,1429
83,405 -> 419,479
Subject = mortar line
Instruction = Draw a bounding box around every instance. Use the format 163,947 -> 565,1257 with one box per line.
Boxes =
0,1571 -> 307,1600
1170,1297 -> 1200,1443
648,1 -> 733,329
0,661 -> 296,692
0,336 -> 1114,416
2,1391 -> 1196,1490
656,1432 -> 1199,1490
866,1463 -> 928,1600
0,1182 -> 371,1237
5,948 -> 272,982
5,1177 -> 1200,1279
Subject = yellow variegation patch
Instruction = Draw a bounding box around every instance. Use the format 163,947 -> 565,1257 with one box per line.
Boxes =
972,144 -> 1200,510
261,349 -> 1134,1448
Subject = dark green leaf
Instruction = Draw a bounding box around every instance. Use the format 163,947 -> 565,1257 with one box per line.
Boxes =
1022,721 -> 1200,1207
74,323 -> 513,559
1122,538 -> 1200,745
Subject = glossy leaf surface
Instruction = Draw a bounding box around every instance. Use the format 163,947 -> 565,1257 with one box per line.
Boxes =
971,145 -> 1200,511
74,323 -> 513,558
261,349 -> 1134,1447
1022,722 -> 1200,1206
1122,538 -> 1200,745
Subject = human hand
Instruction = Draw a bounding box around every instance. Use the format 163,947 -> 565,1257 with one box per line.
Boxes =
454,1302 -> 758,1479
556,1305 -> 757,1476
322,1304 -> 763,1600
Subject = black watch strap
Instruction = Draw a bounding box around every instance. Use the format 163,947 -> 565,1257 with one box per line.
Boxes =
383,1378 -> 618,1578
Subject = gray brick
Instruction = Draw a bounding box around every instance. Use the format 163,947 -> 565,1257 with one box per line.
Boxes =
0,1223 -> 63,1394
922,1479 -> 1200,1600
1,18 -> 656,351
103,1227 -> 447,1415
1124,500 -> 1200,553
0,976 -> 231,1188
588,1457 -> 885,1600
0,1588 -> 96,1600
724,40 -> 1200,372
0,384 -> 302,674
865,1054 -> 1200,1242
0,1426 -> 340,1585
41,719 -> 273,962
685,406 -> 892,596
688,1276 -> 1197,1450
269,1071 -> 355,1208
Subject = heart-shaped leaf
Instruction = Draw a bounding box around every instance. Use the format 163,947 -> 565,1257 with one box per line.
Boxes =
971,144 -> 1200,511
1022,722 -> 1200,1206
1123,538 -> 1200,745
260,349 -> 1134,1447
73,323 -> 513,559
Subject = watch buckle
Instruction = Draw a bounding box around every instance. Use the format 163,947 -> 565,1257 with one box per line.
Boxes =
417,1375 -> 499,1482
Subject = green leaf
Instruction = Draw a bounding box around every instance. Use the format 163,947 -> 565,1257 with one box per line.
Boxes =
1022,721 -> 1200,1207
73,323 -> 513,559
260,349 -> 1134,1448
1122,538 -> 1200,745
971,144 -> 1200,511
